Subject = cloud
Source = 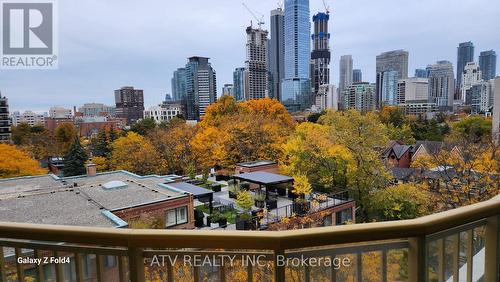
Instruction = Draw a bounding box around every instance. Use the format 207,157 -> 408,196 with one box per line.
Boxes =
1,0 -> 499,112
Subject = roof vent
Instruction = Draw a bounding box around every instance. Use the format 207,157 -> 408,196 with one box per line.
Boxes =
102,181 -> 128,190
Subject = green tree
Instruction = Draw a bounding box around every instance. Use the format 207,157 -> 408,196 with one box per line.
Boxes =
91,129 -> 110,157
370,184 -> 430,221
55,123 -> 78,154
131,118 -> 157,136
451,115 -> 492,143
62,137 -> 88,177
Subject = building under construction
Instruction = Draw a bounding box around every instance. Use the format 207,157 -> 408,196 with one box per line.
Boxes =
245,26 -> 269,100
311,12 -> 331,95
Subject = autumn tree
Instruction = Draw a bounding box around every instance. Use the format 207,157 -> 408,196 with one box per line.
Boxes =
148,121 -> 197,175
63,137 -> 88,177
110,132 -> 167,175
11,124 -> 57,160
55,123 -> 78,154
131,118 -> 157,136
192,97 -> 295,172
0,144 -> 46,178
451,115 -> 491,143
369,184 -> 431,221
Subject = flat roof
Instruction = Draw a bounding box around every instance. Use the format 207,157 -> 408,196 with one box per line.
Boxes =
236,160 -> 277,168
233,172 -> 294,185
167,182 -> 213,198
0,171 -> 188,227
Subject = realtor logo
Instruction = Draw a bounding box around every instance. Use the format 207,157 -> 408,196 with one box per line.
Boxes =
1,0 -> 58,69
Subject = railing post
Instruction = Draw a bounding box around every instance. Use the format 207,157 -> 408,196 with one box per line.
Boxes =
485,216 -> 499,282
408,236 -> 426,282
274,250 -> 285,282
128,247 -> 145,282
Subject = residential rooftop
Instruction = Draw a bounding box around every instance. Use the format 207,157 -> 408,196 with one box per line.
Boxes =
0,171 -> 189,227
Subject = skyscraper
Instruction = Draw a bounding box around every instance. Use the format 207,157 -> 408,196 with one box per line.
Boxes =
428,61 -> 455,109
461,62 -> 482,103
233,67 -> 246,102
0,92 -> 11,142
185,57 -> 217,120
415,69 -> 429,78
376,50 -> 409,108
245,26 -> 269,100
381,71 -> 400,105
315,84 -> 337,111
269,8 -> 285,101
114,86 -> 145,125
281,0 -> 312,112
456,42 -> 475,90
339,55 -> 353,95
171,68 -> 187,101
311,12 -> 331,95
479,50 -> 497,81
222,84 -> 234,97
353,69 -> 362,83
397,78 -> 429,104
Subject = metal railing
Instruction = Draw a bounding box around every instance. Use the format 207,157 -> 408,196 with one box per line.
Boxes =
0,195 -> 499,282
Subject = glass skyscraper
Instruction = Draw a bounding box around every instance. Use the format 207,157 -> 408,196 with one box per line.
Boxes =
456,42 -> 475,89
281,0 -> 312,112
233,67 -> 246,101
381,71 -> 399,105
479,50 -> 497,81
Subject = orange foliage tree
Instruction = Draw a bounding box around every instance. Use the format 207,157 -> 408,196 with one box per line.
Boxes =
0,144 -> 46,178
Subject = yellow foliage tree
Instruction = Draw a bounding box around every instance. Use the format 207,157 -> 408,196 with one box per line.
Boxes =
110,132 -> 167,175
0,144 -> 46,178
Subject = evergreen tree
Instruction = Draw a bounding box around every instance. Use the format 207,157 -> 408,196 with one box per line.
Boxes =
92,129 -> 110,157
63,137 -> 88,177
109,127 -> 118,142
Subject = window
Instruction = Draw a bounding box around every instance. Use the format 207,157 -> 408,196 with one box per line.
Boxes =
166,206 -> 188,227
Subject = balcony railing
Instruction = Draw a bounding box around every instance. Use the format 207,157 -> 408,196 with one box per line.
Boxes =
0,195 -> 499,282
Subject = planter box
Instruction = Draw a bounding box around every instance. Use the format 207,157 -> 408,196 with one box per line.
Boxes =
211,184 -> 222,192
218,218 -> 228,228
236,215 -> 254,230
229,191 -> 238,199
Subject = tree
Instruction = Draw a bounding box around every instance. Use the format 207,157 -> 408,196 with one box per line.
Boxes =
131,118 -> 157,136
91,129 -> 111,157
292,175 -> 312,201
148,122 -> 197,175
409,116 -> 449,141
370,184 -> 430,221
451,115 -> 492,143
0,144 -> 46,178
62,137 -> 88,177
386,124 -> 416,144
110,132 -> 167,175
235,191 -> 254,213
379,106 -> 407,128
91,156 -> 110,172
11,124 -> 57,160
55,123 -> 78,154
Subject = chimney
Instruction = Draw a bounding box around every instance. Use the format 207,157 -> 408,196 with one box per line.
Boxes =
86,163 -> 97,177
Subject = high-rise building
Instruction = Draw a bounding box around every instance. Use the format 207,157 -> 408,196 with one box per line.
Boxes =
461,62 -> 482,103
493,77 -> 500,141
78,103 -> 116,117
49,106 -> 73,119
269,8 -> 285,101
222,84 -> 234,97
245,26 -> 269,100
281,0 -> 312,112
381,71 -> 400,106
342,82 -> 376,113
466,81 -> 491,114
353,69 -> 362,83
0,93 -> 11,142
11,111 -> 46,127
185,57 -> 217,120
311,12 -> 331,95
457,42 -> 475,90
428,61 -> 455,110
315,84 -> 337,111
376,50 -> 409,108
171,68 -> 187,101
339,55 -> 353,95
233,67 -> 246,102
479,50 -> 497,81
415,69 -> 429,78
114,87 -> 145,125
397,78 -> 429,104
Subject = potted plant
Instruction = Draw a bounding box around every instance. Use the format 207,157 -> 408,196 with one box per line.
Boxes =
217,213 -> 228,227
211,183 -> 222,192
235,191 -> 254,230
208,213 -> 220,228
228,184 -> 240,199
292,175 -> 313,216
254,192 -> 266,209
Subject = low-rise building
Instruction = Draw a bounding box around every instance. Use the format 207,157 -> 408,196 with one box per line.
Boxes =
78,103 -> 116,117
144,101 -> 183,124
49,106 -> 73,119
0,170 -> 195,229
10,111 -> 46,127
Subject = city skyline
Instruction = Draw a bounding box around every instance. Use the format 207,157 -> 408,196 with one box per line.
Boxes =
1,0 -> 499,112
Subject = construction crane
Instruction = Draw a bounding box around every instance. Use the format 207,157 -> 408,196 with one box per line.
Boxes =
242,3 -> 265,28
277,1 -> 284,10
322,0 -> 331,14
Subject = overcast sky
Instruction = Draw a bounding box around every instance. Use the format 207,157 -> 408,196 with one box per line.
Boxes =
2,0 -> 499,112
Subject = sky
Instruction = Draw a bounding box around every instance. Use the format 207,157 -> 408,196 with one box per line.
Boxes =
1,0 -> 499,112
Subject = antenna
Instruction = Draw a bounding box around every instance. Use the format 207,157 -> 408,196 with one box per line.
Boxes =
242,3 -> 265,29
322,0 -> 331,14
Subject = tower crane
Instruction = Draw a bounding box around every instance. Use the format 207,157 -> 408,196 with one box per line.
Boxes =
322,0 -> 331,14
242,3 -> 265,29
